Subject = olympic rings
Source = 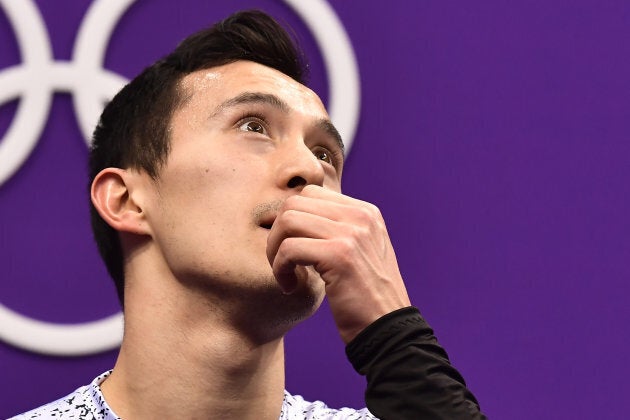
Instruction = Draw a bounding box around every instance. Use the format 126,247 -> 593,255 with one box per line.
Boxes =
0,0 -> 360,355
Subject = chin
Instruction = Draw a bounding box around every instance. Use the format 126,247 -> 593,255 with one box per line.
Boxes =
184,265 -> 325,341
234,272 -> 325,342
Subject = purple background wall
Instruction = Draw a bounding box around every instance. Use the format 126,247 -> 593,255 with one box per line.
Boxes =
1,1 -> 629,418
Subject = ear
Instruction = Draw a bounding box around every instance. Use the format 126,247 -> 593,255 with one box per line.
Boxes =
91,168 -> 151,236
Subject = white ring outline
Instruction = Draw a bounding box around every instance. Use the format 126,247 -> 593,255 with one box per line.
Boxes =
0,0 -> 54,187
284,0 -> 360,150
0,0 -> 360,356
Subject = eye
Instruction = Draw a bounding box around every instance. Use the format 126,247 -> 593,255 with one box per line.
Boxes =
314,148 -> 332,164
313,146 -> 343,169
237,119 -> 268,135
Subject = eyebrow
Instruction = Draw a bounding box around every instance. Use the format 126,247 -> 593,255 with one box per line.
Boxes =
316,119 -> 345,154
212,92 -> 290,116
212,91 -> 345,152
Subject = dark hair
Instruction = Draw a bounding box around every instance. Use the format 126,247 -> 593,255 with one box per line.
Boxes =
89,10 -> 307,305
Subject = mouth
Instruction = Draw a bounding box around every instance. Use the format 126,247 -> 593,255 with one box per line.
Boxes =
258,216 -> 276,230
253,200 -> 282,231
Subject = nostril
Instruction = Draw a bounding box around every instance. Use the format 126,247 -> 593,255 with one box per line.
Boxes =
287,176 -> 306,189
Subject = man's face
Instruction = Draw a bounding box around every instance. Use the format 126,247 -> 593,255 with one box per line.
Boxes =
140,61 -> 344,318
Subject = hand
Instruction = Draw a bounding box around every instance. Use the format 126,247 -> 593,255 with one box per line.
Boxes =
266,185 -> 411,343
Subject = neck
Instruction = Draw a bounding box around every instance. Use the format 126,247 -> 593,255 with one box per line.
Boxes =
101,273 -> 288,419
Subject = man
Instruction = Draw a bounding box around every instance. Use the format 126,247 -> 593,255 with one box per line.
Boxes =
14,10 -> 485,419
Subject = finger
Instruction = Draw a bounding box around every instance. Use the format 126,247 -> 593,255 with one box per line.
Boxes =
300,184 -> 368,208
273,263 -> 310,295
279,194 -> 350,223
297,186 -> 386,228
281,193 -> 383,228
272,237 -> 335,293
266,209 -> 341,266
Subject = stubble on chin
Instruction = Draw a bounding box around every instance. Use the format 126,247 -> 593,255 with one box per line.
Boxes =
238,270 -> 325,337
204,277 -> 320,344
185,268 -> 325,342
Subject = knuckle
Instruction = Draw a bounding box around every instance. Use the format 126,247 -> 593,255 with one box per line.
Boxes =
275,238 -> 293,259
332,237 -> 356,259
355,204 -> 377,223
351,225 -> 371,242
364,202 -> 382,219
276,209 -> 301,233
282,195 -> 301,210
302,184 -> 318,195
352,204 -> 382,232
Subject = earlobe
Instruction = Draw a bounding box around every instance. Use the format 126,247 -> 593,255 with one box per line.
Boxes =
91,168 -> 150,235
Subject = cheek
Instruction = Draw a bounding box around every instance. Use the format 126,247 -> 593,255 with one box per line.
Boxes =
149,144 -> 272,230
155,156 -> 262,228
162,153 -> 240,196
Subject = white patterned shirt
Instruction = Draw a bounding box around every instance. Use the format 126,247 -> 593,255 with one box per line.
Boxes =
11,371 -> 376,419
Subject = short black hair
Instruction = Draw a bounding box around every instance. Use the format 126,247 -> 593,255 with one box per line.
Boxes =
89,10 -> 307,306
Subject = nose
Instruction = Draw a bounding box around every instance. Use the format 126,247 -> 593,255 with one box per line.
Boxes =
276,142 -> 325,190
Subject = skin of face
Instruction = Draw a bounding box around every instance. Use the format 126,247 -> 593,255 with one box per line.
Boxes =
137,61 -> 345,332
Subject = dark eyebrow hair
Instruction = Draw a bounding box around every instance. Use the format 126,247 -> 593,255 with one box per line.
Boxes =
213,91 -> 344,153
212,92 -> 289,116
316,119 -> 345,154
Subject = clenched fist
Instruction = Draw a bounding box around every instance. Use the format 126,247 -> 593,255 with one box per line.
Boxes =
267,185 -> 411,343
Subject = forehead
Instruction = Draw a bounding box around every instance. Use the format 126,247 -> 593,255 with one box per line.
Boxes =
178,60 -> 328,118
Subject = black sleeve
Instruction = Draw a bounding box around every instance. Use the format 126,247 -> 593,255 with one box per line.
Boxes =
346,307 -> 487,420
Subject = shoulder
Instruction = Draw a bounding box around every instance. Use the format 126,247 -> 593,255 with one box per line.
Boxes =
9,385 -> 94,419
9,371 -> 117,420
281,391 -> 377,420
